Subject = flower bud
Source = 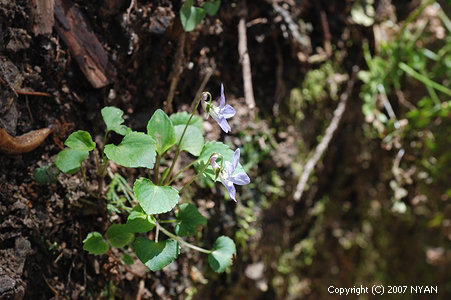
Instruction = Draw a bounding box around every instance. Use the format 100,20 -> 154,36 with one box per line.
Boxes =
210,154 -> 220,171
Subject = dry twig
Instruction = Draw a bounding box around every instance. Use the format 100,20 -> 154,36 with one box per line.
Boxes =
136,280 -> 145,300
271,2 -> 311,52
191,66 -> 215,110
0,77 -> 51,97
165,32 -> 186,114
293,67 -> 358,201
238,3 -> 257,118
126,0 -> 136,21
314,1 -> 332,56
272,31 -> 285,116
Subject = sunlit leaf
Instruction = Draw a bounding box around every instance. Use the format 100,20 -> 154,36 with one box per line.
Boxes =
147,109 -> 176,155
101,106 -> 131,135
65,130 -> 96,151
180,0 -> 206,32
174,125 -> 204,156
170,111 -> 203,132
125,206 -> 156,233
134,238 -> 179,271
208,236 -> 236,273
83,232 -> 108,255
55,148 -> 89,174
134,178 -> 180,214
106,224 -> 135,248
104,132 -> 157,168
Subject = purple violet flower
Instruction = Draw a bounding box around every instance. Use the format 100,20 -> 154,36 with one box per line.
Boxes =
210,149 -> 250,202
203,84 -> 236,133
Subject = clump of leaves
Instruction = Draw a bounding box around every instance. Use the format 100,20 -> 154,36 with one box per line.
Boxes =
56,87 -> 250,273
180,0 -> 221,32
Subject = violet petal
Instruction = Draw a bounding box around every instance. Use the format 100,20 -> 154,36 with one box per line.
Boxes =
221,104 -> 236,118
220,84 -> 226,108
217,117 -> 231,133
224,180 -> 237,202
231,172 -> 250,185
232,149 -> 240,170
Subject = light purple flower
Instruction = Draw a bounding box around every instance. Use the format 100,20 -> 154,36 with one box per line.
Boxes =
210,149 -> 250,202
203,84 -> 236,133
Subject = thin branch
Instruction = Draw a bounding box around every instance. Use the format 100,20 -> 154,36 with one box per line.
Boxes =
136,280 -> 145,300
0,77 -> 51,97
293,67 -> 358,201
272,30 -> 285,115
15,89 -> 52,97
25,95 -> 34,124
395,89 -> 415,110
238,3 -> 256,118
271,2 -> 311,52
392,148 -> 405,183
166,32 -> 186,114
314,1 -> 332,56
191,66 -> 214,111
126,0 -> 136,21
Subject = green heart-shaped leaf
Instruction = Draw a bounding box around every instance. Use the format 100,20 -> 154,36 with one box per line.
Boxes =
134,238 -> 179,271
147,109 -> 176,155
106,224 -> 135,248
208,236 -> 236,273
125,206 -> 156,233
180,0 -> 206,32
101,106 -> 131,135
202,0 -> 220,16
134,178 -> 180,214
121,253 -> 135,265
176,203 -> 207,237
65,130 -> 96,151
104,132 -> 156,168
170,112 -> 203,132
55,148 -> 89,174
174,125 -> 204,156
83,232 -> 109,255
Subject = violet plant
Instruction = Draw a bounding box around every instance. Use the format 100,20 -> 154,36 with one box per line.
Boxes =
203,84 -> 236,133
55,85 -> 250,273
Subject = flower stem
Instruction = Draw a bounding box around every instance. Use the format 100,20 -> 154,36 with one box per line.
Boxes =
155,154 -> 161,184
157,223 -> 212,254
164,93 -> 207,185
81,164 -> 89,192
155,222 -> 159,242
166,158 -> 198,185
158,219 -> 178,224
178,153 -> 216,194
81,164 -> 97,198
96,131 -> 110,197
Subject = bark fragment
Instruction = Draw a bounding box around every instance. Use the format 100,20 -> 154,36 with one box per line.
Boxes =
30,0 -> 54,36
54,0 -> 116,88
